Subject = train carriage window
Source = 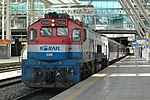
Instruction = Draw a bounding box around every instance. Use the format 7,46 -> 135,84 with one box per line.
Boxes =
57,27 -> 68,36
97,45 -> 102,53
28,29 -> 37,41
40,28 -> 52,36
72,28 -> 81,42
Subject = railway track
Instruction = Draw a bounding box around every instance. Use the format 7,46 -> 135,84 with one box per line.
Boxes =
0,66 -> 22,88
15,89 -> 42,100
0,76 -> 21,88
0,66 -> 21,73
15,88 -> 65,100
0,62 -> 20,68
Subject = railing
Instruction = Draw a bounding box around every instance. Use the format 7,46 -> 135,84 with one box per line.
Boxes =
20,44 -> 27,61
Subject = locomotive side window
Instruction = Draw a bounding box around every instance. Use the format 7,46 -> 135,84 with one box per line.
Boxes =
57,28 -> 68,36
40,28 -> 52,36
28,29 -> 37,41
72,28 -> 81,42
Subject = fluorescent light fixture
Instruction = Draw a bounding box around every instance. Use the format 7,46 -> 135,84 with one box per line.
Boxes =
61,0 -> 70,3
92,73 -> 107,77
48,0 -> 61,4
110,73 -> 137,77
138,73 -> 150,76
109,65 -> 117,68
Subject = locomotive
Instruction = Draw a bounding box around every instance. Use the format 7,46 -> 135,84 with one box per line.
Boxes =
22,12 -> 127,88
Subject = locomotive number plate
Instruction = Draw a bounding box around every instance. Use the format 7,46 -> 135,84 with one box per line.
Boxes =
46,53 -> 53,56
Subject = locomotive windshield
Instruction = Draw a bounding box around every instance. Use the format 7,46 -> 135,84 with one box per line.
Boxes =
57,27 -> 68,36
40,28 -> 52,36
72,28 -> 81,42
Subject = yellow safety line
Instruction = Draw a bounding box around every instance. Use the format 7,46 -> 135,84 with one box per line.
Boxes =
65,70 -> 110,100
65,79 -> 98,100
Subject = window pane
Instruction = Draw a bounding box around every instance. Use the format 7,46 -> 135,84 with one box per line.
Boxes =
72,28 -> 80,42
57,28 -> 68,36
28,29 -> 37,41
41,28 -> 52,36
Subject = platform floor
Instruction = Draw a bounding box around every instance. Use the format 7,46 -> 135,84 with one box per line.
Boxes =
0,57 -> 21,80
0,70 -> 21,80
50,56 -> 150,100
0,57 -> 20,64
0,56 -> 20,67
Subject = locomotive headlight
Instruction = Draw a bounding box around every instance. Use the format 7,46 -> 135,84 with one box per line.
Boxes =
70,69 -> 74,73
51,19 -> 55,22
38,61 -> 42,65
58,61 -> 63,65
51,23 -> 55,26
70,68 -> 74,76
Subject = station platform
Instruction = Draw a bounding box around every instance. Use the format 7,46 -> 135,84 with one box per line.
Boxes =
50,56 -> 150,100
0,57 -> 20,67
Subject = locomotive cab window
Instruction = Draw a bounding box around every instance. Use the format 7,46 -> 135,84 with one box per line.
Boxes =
28,29 -> 37,41
57,27 -> 68,36
72,28 -> 81,42
40,28 -> 52,36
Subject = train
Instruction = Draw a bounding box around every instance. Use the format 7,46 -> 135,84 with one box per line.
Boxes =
22,12 -> 128,88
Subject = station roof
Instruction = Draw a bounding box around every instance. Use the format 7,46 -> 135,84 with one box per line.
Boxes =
10,0 -> 80,5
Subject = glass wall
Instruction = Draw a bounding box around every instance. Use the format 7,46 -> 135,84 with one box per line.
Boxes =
9,0 -> 133,30
79,0 -> 133,30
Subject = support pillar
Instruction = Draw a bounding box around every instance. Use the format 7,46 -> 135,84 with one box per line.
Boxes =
2,0 -> 5,40
6,0 -> 11,58
134,35 -> 140,58
26,0 -> 29,29
94,15 -> 96,30
145,30 -> 150,61
30,0 -> 35,24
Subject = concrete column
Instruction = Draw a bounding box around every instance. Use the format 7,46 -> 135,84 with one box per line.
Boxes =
30,0 -> 35,24
134,35 -> 140,58
94,15 -> 96,30
6,0 -> 11,40
26,0 -> 29,29
2,0 -> 5,40
6,0 -> 11,58
145,30 -> 150,61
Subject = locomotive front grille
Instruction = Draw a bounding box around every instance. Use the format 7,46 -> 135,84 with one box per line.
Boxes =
44,69 -> 54,83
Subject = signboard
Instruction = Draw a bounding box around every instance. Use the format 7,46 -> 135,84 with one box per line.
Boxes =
0,39 -> 11,44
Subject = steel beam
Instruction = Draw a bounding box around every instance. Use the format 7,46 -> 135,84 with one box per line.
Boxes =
125,0 -> 147,31
119,0 -> 144,38
133,0 -> 150,24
